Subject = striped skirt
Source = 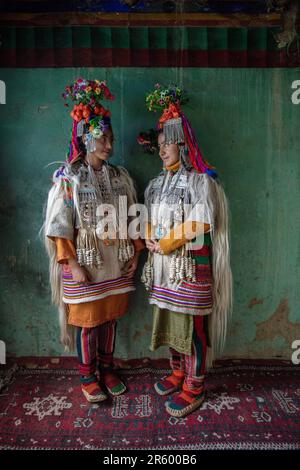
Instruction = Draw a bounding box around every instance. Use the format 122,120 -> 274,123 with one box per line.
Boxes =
62,272 -> 135,304
149,263 -> 213,315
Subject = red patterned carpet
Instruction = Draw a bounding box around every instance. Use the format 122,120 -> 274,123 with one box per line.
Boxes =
0,358 -> 299,450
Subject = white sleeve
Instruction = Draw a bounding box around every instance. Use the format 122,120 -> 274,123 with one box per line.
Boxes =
44,168 -> 75,240
185,173 -> 214,229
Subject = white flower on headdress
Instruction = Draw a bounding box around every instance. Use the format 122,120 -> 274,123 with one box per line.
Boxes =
92,127 -> 103,139
76,93 -> 83,100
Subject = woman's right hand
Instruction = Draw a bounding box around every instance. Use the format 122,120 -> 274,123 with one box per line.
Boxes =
146,239 -> 164,255
68,259 -> 90,284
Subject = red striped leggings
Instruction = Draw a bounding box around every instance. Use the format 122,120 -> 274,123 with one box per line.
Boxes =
76,320 -> 117,379
170,316 -> 207,391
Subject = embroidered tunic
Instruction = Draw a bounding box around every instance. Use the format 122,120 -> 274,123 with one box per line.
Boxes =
45,159 -> 144,327
145,162 -> 214,317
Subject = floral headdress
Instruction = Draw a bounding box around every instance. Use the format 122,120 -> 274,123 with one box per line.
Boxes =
63,78 -> 115,163
139,83 -> 217,178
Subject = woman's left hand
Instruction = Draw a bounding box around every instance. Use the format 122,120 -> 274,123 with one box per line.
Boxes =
147,240 -> 164,255
123,252 -> 140,278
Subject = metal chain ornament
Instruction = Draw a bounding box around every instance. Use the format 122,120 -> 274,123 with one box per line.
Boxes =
141,251 -> 154,290
169,244 -> 196,284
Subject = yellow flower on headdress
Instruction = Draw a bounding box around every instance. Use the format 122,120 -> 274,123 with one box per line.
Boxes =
86,86 -> 92,92
95,87 -> 101,95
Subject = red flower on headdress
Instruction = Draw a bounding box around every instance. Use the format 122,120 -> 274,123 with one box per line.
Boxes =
82,105 -> 91,118
158,103 -> 181,128
94,105 -> 111,117
94,105 -> 103,115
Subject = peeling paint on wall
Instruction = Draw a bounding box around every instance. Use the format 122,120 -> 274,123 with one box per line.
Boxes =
38,105 -> 49,113
255,299 -> 300,345
132,324 -> 152,342
248,298 -> 264,309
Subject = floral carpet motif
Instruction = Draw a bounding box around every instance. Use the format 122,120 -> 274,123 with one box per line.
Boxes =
0,358 -> 299,450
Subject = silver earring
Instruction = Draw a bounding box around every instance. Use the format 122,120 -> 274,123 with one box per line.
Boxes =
85,133 -> 96,153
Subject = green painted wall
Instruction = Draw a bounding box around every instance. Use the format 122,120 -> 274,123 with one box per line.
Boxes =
0,68 -> 300,360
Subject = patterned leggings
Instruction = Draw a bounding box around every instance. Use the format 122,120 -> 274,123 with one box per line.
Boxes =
76,320 -> 117,380
170,316 -> 207,392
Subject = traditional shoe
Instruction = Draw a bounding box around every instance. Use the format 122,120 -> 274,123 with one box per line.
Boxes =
102,370 -> 127,396
154,372 -> 184,396
165,390 -> 205,417
81,381 -> 108,403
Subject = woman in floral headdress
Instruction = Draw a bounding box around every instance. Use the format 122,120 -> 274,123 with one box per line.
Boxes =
138,84 -> 232,417
44,78 -> 144,403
